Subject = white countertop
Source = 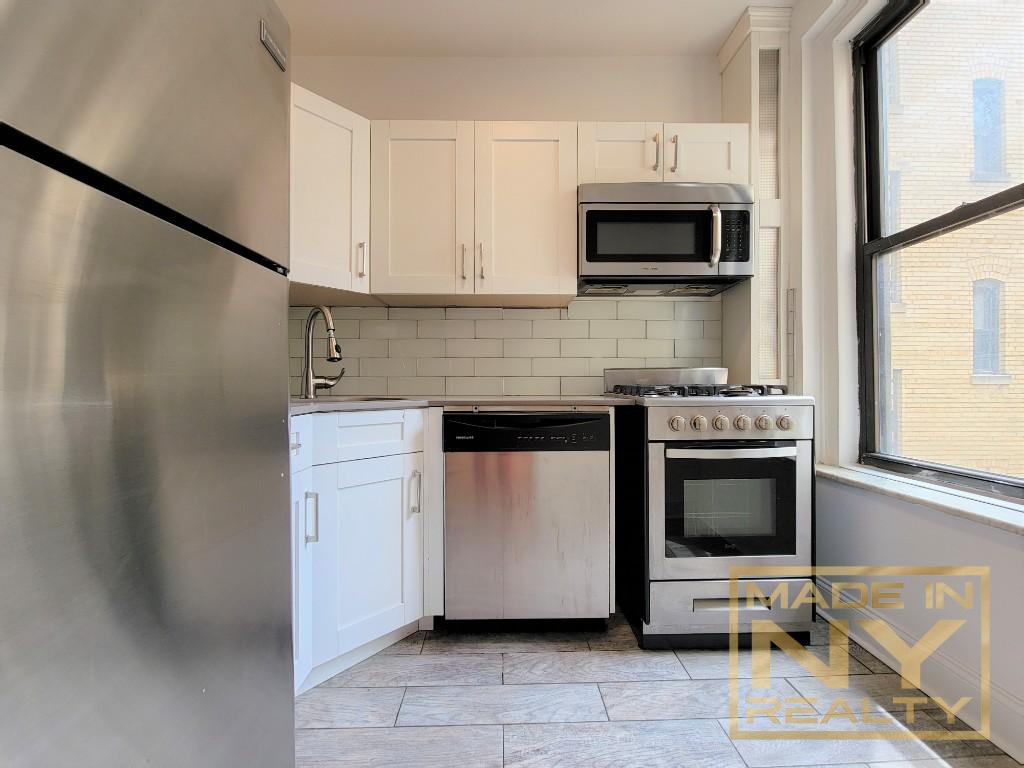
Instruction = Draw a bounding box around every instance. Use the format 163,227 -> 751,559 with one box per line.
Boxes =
289,395 -> 634,415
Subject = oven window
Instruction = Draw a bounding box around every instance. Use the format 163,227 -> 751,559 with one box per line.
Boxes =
663,455 -> 796,558
586,209 -> 710,262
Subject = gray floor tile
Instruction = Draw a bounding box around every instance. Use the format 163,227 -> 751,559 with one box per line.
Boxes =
848,641 -> 895,673
322,653 -> 501,687
396,683 -> 607,726
294,687 -> 405,729
379,630 -> 425,655
503,650 -> 689,684
503,718 -> 747,768
600,677 -> 806,720
787,672 -> 926,714
676,646 -> 871,679
295,725 -> 502,767
721,714 -> 944,767
421,630 -> 590,654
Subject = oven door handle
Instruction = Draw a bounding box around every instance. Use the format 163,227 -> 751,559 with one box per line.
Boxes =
665,447 -> 798,460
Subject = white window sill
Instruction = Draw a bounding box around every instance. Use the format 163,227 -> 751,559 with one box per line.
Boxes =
815,464 -> 1024,536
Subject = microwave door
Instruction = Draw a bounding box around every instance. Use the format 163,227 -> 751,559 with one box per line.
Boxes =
579,203 -> 720,278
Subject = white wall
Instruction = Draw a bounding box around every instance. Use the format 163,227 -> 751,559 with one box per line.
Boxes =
291,55 -> 721,121
817,477 -> 1024,762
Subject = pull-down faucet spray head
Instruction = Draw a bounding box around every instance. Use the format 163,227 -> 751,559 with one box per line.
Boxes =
300,305 -> 346,399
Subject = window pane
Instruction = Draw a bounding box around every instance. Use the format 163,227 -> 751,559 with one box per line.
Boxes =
877,0 -> 1022,236
875,207 -> 1023,479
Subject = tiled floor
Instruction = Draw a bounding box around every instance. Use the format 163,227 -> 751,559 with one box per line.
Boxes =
295,616 -> 1014,768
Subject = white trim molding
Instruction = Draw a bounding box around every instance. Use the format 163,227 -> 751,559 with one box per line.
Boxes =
718,7 -> 794,72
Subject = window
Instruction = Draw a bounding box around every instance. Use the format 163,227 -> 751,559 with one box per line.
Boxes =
854,0 -> 1024,499
972,279 -> 1001,374
973,78 -> 1005,180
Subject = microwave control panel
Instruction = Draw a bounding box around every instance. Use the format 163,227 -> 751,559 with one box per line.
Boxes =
720,210 -> 750,263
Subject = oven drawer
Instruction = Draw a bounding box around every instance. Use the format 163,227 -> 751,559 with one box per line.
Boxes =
647,578 -> 812,636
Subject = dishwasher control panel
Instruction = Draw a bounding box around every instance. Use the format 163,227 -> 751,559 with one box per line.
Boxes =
443,412 -> 611,452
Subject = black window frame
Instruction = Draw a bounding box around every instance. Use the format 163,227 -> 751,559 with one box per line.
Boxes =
852,0 -> 1024,501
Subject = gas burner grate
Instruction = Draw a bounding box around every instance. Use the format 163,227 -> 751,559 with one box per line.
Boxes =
611,383 -> 788,398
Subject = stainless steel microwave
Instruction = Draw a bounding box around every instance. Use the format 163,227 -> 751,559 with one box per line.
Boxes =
578,182 -> 754,297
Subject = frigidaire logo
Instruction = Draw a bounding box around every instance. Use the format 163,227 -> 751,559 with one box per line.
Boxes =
454,435 -> 474,440
727,565 -> 989,742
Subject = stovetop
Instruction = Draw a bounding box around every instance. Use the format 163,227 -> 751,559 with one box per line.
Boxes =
610,383 -> 788,398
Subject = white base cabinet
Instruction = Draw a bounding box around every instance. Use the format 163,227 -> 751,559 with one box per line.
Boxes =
291,409 -> 426,694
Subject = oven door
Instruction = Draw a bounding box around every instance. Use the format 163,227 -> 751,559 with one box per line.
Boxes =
648,441 -> 812,581
578,203 -> 752,278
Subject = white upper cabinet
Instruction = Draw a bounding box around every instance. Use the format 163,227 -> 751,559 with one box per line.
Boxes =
475,121 -> 578,295
289,85 -> 371,293
578,122 -> 749,185
371,121 -> 475,295
663,123 -> 749,183
577,122 -> 663,183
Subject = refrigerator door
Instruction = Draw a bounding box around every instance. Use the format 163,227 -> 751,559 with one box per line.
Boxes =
0,0 -> 290,268
0,148 -> 292,766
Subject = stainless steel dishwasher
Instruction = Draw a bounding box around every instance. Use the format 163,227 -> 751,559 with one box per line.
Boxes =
443,409 -> 612,620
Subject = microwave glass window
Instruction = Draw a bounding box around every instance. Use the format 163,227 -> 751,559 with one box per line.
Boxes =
596,221 -> 696,257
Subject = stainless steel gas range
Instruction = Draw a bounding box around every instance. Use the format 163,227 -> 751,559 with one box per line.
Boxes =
607,368 -> 815,649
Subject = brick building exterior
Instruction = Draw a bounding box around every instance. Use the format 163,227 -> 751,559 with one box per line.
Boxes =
877,0 -> 1022,478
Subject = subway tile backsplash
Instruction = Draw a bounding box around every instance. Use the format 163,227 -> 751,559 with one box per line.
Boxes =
288,298 -> 723,397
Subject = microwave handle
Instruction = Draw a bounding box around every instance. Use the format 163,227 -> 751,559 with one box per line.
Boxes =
708,204 -> 722,268
665,447 -> 798,460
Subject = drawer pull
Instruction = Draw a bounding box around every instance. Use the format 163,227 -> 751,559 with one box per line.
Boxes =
692,597 -> 771,612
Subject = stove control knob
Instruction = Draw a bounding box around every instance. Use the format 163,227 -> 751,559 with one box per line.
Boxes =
734,415 -> 752,431
691,415 -> 708,432
755,414 -> 773,431
712,415 -> 729,431
668,415 -> 685,432
777,415 -> 793,431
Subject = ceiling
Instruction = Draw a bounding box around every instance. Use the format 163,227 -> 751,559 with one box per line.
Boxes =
279,0 -> 792,57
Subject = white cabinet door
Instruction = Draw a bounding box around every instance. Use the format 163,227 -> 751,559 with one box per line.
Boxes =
371,121 -> 474,294
578,122 -> 664,183
289,85 -> 371,292
291,467 -> 315,690
662,123 -> 749,184
309,451 -> 424,670
403,452 -> 425,624
474,121 -> 577,295
310,463 -> 339,668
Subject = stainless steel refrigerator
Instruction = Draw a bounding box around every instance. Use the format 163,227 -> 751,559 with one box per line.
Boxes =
1,2 -> 295,765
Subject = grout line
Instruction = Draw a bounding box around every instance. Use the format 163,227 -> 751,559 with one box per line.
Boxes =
595,682 -> 611,722
714,716 -> 754,768
393,686 -> 408,727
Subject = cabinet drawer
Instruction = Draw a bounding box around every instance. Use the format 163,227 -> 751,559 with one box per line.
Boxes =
313,409 -> 424,463
289,414 -> 313,474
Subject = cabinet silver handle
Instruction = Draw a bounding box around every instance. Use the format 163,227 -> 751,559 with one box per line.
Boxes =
479,243 -> 485,279
290,432 -> 302,452
708,204 -> 722,269
460,243 -> 467,280
304,490 -> 319,543
410,470 -> 423,515
357,241 -> 367,278
652,132 -> 661,171
670,134 -> 679,173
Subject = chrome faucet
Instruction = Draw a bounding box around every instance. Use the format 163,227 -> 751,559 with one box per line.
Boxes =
300,305 -> 345,399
